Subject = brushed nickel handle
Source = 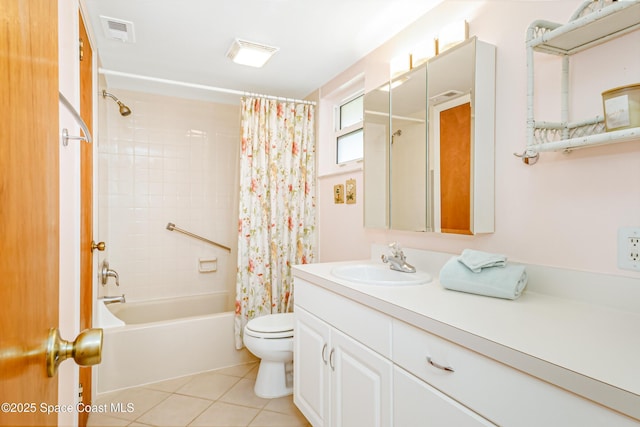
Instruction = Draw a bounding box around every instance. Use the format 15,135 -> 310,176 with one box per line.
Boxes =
329,348 -> 335,371
46,328 -> 103,377
321,343 -> 328,365
427,356 -> 454,373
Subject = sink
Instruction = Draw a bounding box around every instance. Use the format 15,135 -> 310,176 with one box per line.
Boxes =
331,263 -> 432,286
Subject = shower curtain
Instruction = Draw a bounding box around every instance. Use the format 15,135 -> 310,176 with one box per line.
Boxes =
234,97 -> 316,349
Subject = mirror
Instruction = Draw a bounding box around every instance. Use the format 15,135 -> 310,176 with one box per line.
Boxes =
390,66 -> 428,231
363,86 -> 390,228
364,36 -> 495,234
429,37 -> 495,234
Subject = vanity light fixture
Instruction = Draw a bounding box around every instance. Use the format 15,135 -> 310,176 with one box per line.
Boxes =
390,53 -> 412,78
437,20 -> 469,54
226,38 -> 279,68
379,76 -> 410,92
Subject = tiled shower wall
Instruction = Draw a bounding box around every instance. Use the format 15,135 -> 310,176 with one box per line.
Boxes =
98,89 -> 240,304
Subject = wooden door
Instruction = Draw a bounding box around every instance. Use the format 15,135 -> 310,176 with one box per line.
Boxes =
79,11 -> 94,427
0,1 -> 60,426
439,102 -> 472,235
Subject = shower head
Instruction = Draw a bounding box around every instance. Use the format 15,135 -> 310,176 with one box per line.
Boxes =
102,90 -> 132,116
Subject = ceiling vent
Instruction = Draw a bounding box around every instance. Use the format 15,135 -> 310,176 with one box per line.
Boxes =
100,16 -> 136,43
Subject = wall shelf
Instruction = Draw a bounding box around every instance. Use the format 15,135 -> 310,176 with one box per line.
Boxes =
519,0 -> 640,164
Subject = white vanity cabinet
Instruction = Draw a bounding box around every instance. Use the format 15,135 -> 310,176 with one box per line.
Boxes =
393,366 -> 494,427
294,279 -> 393,427
393,319 -> 639,427
292,266 -> 640,427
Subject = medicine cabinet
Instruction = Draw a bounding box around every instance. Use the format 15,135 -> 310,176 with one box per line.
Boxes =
363,36 -> 496,235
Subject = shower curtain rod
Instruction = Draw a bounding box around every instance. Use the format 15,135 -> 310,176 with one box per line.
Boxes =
98,68 -> 316,105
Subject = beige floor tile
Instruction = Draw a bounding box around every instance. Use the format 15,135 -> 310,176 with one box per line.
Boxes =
189,401 -> 260,427
94,387 -> 171,421
135,394 -> 212,427
262,395 -> 300,416
214,362 -> 259,378
143,374 -> 195,393
175,372 -> 241,401
243,364 -> 259,380
219,378 -> 269,409
248,409 -> 309,427
86,413 -> 131,427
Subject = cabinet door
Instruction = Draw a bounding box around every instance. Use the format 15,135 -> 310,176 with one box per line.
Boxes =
331,329 -> 393,427
394,366 -> 495,427
294,307 -> 331,427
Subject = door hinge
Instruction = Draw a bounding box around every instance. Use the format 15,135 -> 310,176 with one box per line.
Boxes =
79,38 -> 84,61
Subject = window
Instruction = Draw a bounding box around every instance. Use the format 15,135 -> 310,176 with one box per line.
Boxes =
336,95 -> 363,164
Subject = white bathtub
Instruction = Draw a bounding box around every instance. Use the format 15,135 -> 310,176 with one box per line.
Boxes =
96,292 -> 255,393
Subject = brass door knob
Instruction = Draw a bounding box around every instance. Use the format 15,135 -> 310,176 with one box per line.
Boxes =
45,328 -> 103,377
91,240 -> 106,251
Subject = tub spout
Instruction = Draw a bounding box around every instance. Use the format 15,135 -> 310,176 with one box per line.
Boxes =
99,295 -> 126,305
100,260 -> 120,286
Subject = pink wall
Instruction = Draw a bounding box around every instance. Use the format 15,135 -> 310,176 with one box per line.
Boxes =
317,0 -> 640,278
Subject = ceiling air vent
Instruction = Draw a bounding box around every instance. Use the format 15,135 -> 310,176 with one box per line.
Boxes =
100,16 -> 136,43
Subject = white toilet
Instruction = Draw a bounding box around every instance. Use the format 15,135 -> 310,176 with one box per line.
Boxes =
243,312 -> 295,398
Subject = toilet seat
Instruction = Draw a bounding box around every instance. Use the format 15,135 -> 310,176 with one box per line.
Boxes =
245,313 -> 295,339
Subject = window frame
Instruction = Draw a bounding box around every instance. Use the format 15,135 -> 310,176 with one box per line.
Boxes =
335,93 -> 364,165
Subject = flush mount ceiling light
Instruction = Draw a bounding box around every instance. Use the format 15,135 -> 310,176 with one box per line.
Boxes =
226,39 -> 279,68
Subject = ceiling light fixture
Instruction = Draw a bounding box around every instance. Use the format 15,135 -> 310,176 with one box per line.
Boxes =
226,39 -> 279,68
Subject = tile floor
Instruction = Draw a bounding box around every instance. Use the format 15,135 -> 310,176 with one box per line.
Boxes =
87,363 -> 310,427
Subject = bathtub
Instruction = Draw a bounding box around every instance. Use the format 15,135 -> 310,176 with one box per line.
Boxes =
96,292 -> 255,393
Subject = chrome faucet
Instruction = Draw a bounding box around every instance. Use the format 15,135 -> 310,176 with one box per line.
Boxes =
98,295 -> 126,305
381,243 -> 416,273
100,260 -> 120,286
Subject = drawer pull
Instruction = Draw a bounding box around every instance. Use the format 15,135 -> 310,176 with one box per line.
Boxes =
321,343 -> 328,365
427,356 -> 454,373
329,348 -> 335,371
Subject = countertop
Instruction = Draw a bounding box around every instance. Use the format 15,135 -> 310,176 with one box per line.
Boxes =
292,260 -> 640,421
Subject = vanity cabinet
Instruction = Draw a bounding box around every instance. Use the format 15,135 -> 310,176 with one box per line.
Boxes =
293,271 -> 640,427
393,366 -> 494,427
294,280 -> 393,427
393,319 -> 639,427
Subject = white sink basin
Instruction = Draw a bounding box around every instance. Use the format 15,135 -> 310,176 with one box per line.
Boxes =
331,263 -> 432,286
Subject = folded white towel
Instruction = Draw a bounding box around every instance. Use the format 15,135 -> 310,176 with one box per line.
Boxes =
440,256 -> 527,300
458,249 -> 507,273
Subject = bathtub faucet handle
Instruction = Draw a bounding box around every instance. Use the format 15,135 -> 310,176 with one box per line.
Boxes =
100,260 -> 120,286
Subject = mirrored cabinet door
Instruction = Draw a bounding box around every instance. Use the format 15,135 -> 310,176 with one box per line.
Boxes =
429,37 -> 495,235
363,87 -> 390,229
363,36 -> 495,235
390,66 -> 428,232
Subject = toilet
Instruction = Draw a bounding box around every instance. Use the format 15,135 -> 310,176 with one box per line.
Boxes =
243,312 -> 295,398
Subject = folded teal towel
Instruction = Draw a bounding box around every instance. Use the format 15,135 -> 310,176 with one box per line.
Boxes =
440,256 -> 527,300
458,249 -> 507,273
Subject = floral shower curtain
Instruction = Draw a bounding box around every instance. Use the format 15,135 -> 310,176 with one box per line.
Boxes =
234,97 -> 316,349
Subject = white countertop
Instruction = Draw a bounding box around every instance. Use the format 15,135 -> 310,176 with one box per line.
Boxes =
293,259 -> 640,421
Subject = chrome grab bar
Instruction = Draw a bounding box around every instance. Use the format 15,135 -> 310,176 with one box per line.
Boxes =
165,222 -> 231,252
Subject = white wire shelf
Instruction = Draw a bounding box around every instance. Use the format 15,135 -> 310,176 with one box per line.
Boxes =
527,1 -> 640,55
519,0 -> 640,165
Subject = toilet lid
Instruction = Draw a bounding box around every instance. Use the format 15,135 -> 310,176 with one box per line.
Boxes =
245,312 -> 295,338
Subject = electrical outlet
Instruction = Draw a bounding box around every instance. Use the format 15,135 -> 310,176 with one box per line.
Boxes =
617,227 -> 640,271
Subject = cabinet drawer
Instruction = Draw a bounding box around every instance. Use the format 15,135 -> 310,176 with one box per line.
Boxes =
393,320 -> 638,427
295,278 -> 392,358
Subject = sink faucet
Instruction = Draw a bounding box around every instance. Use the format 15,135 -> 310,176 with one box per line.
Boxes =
381,243 -> 416,273
98,295 -> 126,305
